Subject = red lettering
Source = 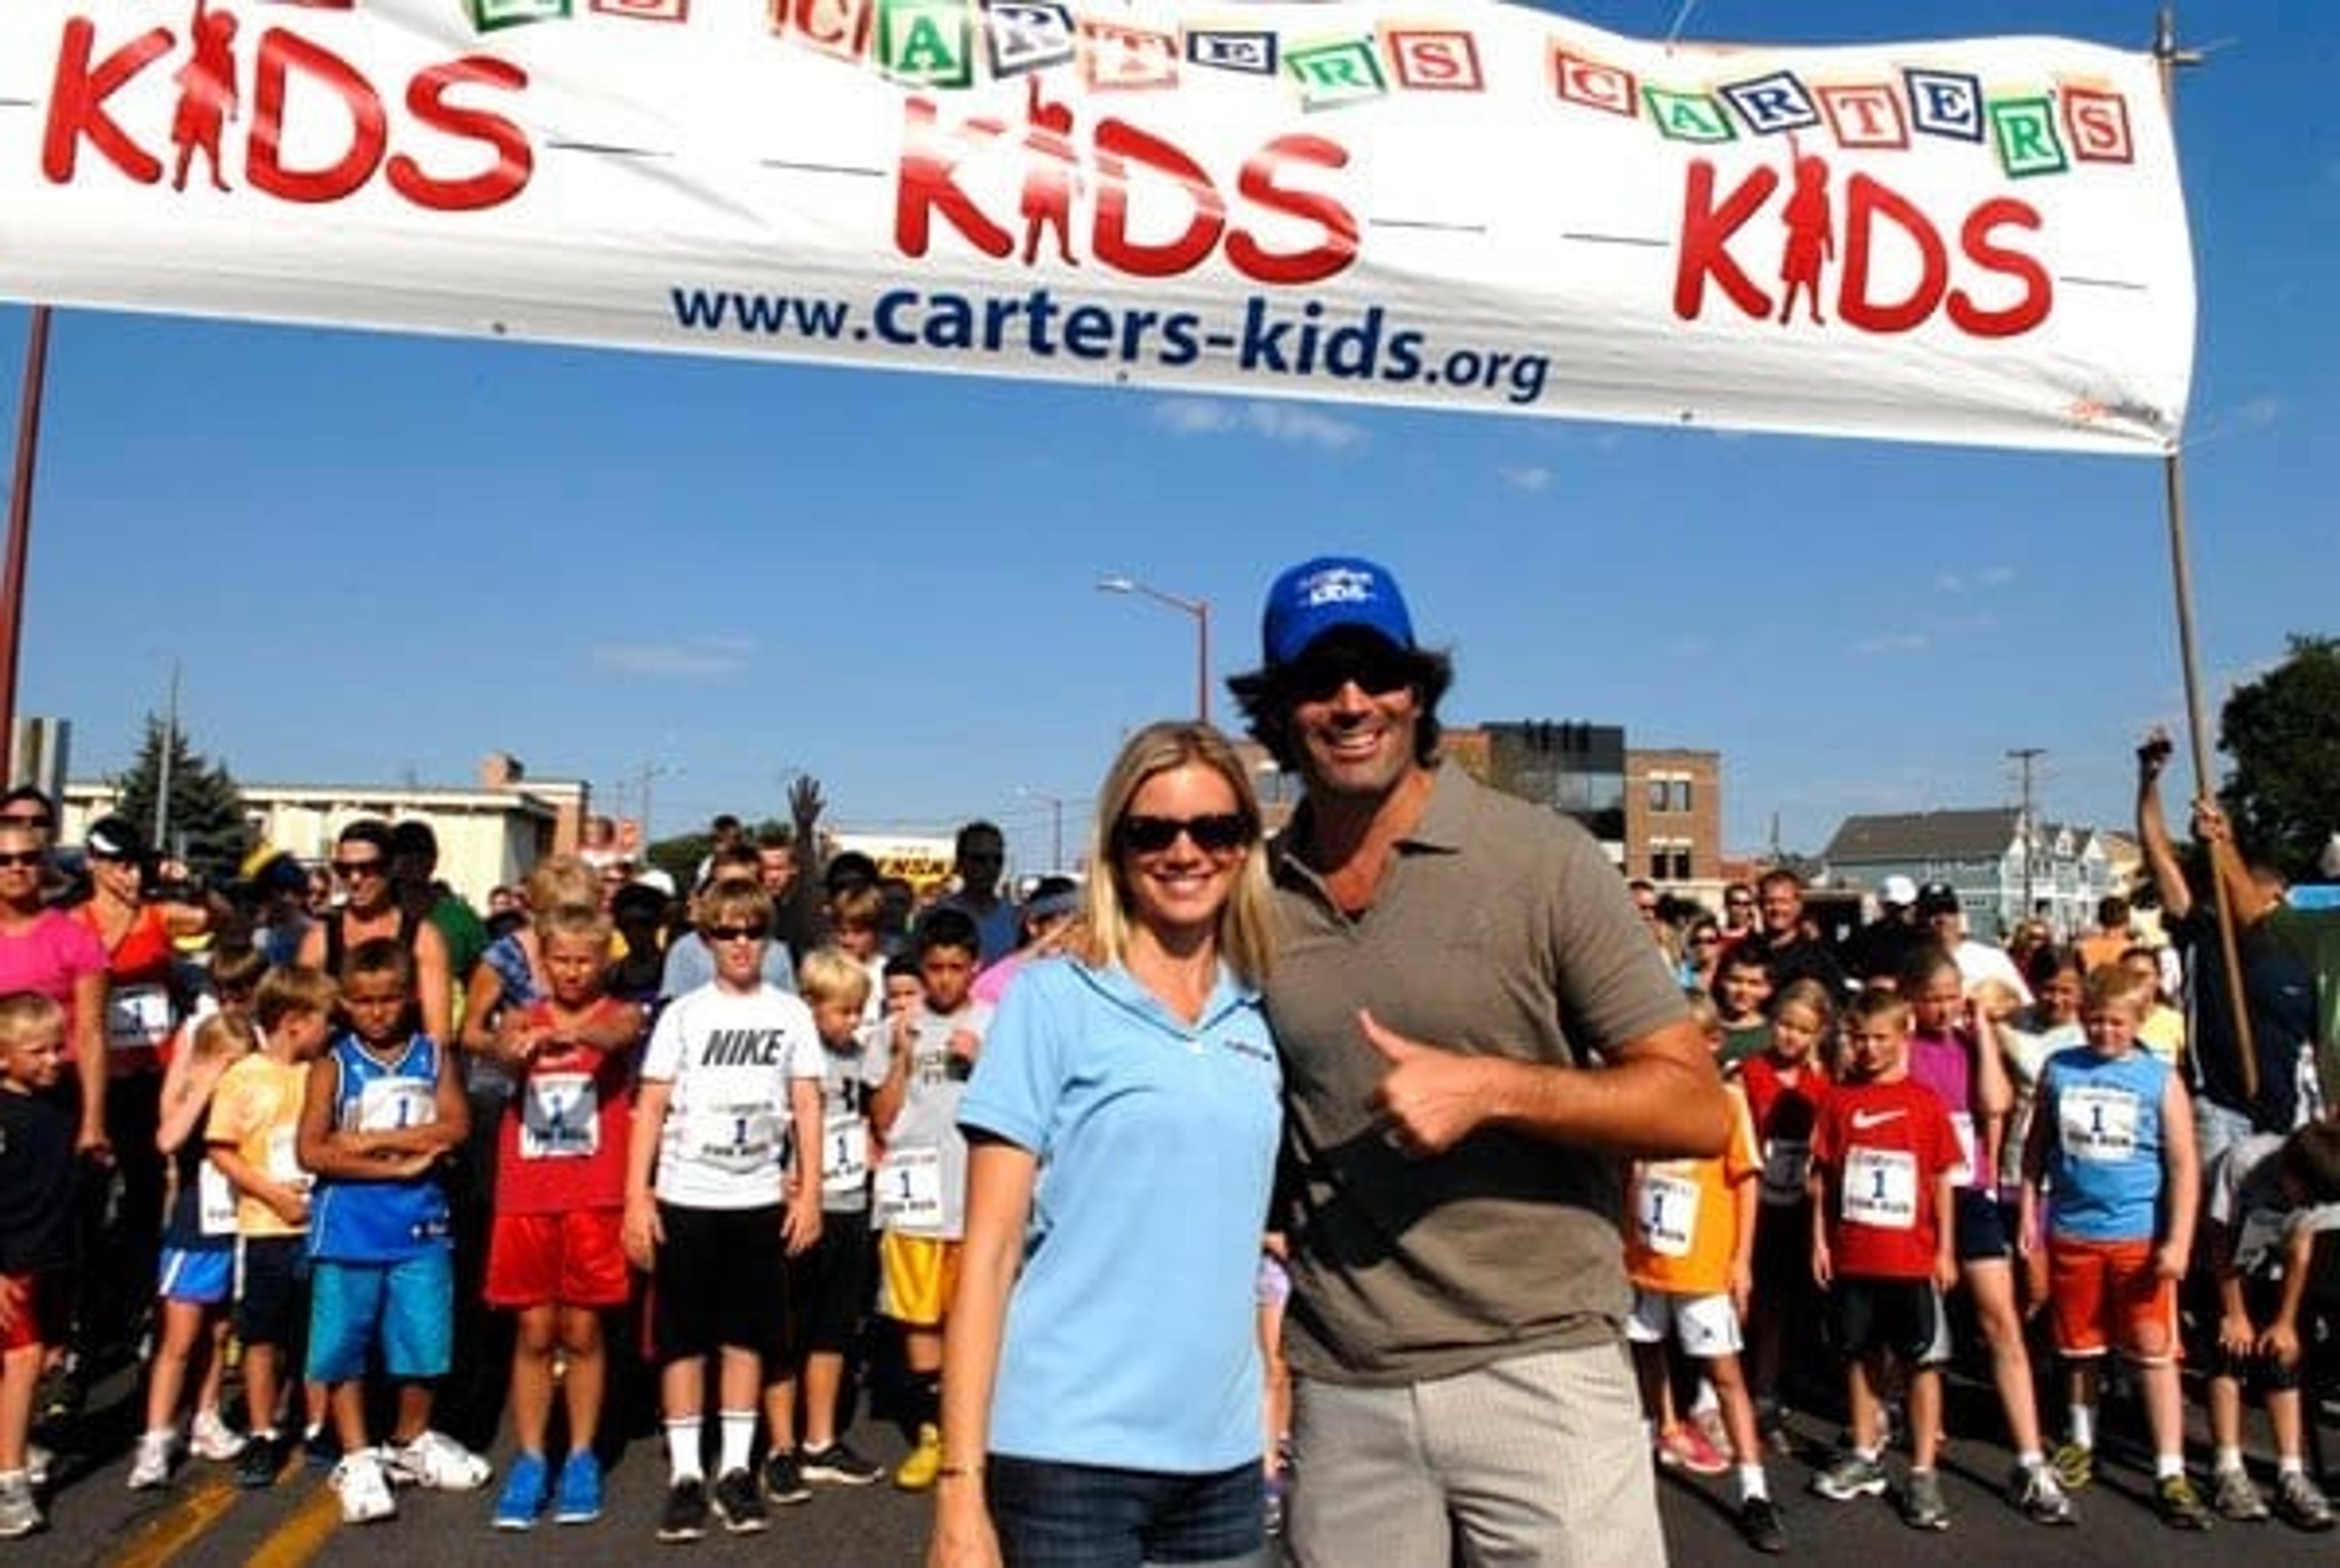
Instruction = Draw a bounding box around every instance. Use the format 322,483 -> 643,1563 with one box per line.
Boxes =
1225,135 -> 1355,286
1949,197 -> 2051,338
389,57 -> 531,212
1091,117 -> 1221,277
1836,173 -> 1946,333
1673,160 -> 1776,321
42,18 -> 172,186
895,98 -> 1012,261
246,29 -> 387,204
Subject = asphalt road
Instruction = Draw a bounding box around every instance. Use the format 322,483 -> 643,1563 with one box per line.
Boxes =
30,1366 -> 2340,1566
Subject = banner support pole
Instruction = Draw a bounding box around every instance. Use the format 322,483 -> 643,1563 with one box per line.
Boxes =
0,305 -> 53,782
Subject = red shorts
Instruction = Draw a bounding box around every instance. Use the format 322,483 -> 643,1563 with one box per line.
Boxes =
484,1209 -> 629,1310
0,1271 -> 66,1354
2049,1236 -> 2179,1364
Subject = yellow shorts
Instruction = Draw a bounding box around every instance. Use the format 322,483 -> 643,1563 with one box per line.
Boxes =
878,1233 -> 961,1328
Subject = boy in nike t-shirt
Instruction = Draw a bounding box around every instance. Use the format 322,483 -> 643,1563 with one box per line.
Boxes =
1808,987 -> 1962,1528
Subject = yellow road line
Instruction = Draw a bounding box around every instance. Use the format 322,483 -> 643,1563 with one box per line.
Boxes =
103,1478 -> 238,1568
243,1481 -> 342,1568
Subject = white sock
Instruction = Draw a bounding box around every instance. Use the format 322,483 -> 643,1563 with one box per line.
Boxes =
2155,1453 -> 2184,1481
2068,1404 -> 2095,1450
665,1417 -> 701,1485
718,1411 -> 756,1476
2278,1455 -> 2305,1477
2215,1444 -> 2243,1474
2017,1449 -> 2043,1470
1738,1464 -> 1769,1503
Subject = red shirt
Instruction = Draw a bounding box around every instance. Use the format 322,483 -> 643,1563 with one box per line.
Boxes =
1739,1052 -> 1831,1209
71,902 -> 176,1073
1812,1077 -> 1959,1280
494,998 -> 634,1215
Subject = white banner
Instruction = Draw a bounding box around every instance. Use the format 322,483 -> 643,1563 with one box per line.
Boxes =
0,1 -> 2194,453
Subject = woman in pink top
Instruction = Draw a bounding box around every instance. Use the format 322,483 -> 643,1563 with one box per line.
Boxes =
0,820 -> 107,1154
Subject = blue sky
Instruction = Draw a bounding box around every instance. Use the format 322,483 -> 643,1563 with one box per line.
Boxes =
5,0 -> 2333,874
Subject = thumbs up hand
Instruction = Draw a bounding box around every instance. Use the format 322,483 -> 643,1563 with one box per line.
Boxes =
1361,1009 -> 1492,1158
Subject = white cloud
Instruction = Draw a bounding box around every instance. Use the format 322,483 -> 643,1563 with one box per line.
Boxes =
1854,632 -> 1930,656
1979,564 -> 2017,586
2237,394 -> 2280,428
1934,571 -> 1965,594
1145,396 -> 1366,452
592,636 -> 758,679
1500,464 -> 1553,492
1148,397 -> 1238,436
1937,564 -> 2016,595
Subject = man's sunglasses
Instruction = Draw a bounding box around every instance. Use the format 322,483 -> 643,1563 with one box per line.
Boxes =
1282,647 -> 1415,704
0,850 -> 44,868
1117,813 -> 1255,856
332,858 -> 385,878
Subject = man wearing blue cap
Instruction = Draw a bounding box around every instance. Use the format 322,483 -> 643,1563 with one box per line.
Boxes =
1230,556 -> 1732,1565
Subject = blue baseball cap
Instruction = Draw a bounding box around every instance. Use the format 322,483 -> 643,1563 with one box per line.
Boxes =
1261,555 -> 1416,667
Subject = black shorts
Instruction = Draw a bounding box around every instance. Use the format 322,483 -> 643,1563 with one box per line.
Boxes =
652,1202 -> 786,1365
1952,1188 -> 2014,1263
234,1234 -> 311,1347
786,1208 -> 873,1359
1831,1277 -> 1946,1365
2193,1275 -> 2303,1394
1753,1202 -> 1815,1298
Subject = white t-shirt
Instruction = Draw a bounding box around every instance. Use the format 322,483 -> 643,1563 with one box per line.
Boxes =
642,982 -> 824,1211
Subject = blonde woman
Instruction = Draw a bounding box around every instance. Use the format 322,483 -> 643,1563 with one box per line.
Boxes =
932,722 -> 1280,1568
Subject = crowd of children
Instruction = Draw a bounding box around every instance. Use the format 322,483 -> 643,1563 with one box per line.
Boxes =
1626,932 -> 2340,1553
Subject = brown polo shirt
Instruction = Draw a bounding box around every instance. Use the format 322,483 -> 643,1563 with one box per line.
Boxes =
1266,762 -> 1688,1384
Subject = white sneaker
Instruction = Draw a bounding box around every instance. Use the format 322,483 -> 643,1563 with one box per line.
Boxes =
332,1449 -> 397,1525
24,1446 -> 50,1491
190,1409 -> 246,1462
383,1430 -> 491,1491
127,1430 -> 176,1491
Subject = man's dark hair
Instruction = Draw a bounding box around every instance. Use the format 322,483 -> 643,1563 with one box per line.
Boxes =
915,906 -> 981,960
1225,631 -> 1454,772
2279,1123 -> 2340,1204
955,821 -> 1004,857
1757,867 -> 1804,896
0,784 -> 55,823
754,825 -> 796,852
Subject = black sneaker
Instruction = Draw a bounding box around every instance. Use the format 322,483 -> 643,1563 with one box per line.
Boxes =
1738,1495 -> 1788,1555
235,1432 -> 285,1491
711,1468 -> 768,1534
760,1450 -> 810,1505
799,1441 -> 884,1488
657,1477 -> 709,1544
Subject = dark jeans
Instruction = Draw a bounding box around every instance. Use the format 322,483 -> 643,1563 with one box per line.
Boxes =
987,1454 -> 1267,1568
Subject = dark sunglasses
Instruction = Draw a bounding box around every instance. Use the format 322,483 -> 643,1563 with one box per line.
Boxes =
0,814 -> 51,829
332,857 -> 385,877
1117,813 -> 1254,856
0,850 -> 44,868
1283,647 -> 1415,704
703,925 -> 764,943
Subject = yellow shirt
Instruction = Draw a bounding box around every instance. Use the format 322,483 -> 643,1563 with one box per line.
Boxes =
205,1054 -> 311,1237
2139,1003 -> 2186,1072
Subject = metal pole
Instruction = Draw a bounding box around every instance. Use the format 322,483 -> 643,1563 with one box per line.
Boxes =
1195,600 -> 1212,728
2007,747 -> 2043,929
154,662 -> 181,851
0,307 -> 55,778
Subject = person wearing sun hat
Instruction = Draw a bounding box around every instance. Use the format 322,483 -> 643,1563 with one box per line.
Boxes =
1226,555 -> 1735,1564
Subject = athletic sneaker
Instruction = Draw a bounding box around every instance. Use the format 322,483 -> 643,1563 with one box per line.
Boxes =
799,1441 -> 884,1487
1658,1421 -> 1731,1477
236,1433 -> 286,1491
23,1447 -> 49,1491
2009,1461 -> 2075,1525
0,1472 -> 41,1538
492,1453 -> 548,1531
552,1450 -> 604,1525
303,1423 -> 341,1475
1737,1495 -> 1787,1554
2211,1466 -> 2269,1522
127,1429 -> 176,1490
657,1477 -> 709,1543
1899,1470 -> 1950,1531
385,1430 -> 492,1491
2272,1470 -> 2335,1533
895,1422 -> 944,1491
2155,1473 -> 2213,1531
759,1450 -> 810,1505
332,1449 -> 398,1525
190,1408 -> 246,1462
711,1467 -> 767,1534
1812,1451 -> 1890,1502
2050,1441 -> 2093,1491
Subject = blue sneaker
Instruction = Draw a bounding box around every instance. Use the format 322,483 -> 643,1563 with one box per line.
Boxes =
551,1450 -> 603,1526
492,1453 -> 548,1531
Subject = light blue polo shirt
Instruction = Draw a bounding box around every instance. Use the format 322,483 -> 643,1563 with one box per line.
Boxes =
960,956 -> 1280,1474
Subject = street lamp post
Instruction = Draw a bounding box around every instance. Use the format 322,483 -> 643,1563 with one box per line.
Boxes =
1097,574 -> 1211,725
1016,787 -> 1066,871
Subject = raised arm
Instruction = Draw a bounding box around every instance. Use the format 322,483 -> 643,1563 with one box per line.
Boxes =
2136,729 -> 2193,924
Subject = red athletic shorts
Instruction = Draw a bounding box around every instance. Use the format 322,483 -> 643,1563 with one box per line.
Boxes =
2049,1236 -> 2179,1364
484,1209 -> 629,1310
0,1271 -> 66,1353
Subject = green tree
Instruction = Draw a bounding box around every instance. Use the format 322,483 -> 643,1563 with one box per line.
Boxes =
2219,633 -> 2340,880
113,716 -> 252,886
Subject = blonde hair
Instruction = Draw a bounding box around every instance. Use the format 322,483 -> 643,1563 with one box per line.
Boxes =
255,964 -> 339,1031
2082,962 -> 2154,1020
697,877 -> 774,935
525,854 -> 599,916
191,1010 -> 258,1064
798,946 -> 874,1010
0,991 -> 63,1052
535,900 -> 613,951
1071,722 -> 1277,989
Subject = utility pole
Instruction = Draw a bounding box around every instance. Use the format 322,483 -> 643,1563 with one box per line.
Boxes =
154,662 -> 182,853
2007,746 -> 2044,928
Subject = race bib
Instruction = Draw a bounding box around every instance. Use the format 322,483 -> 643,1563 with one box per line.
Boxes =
689,1101 -> 778,1176
106,982 -> 172,1052
821,1110 -> 868,1194
197,1160 -> 239,1236
1761,1138 -> 1811,1206
519,1073 -> 600,1160
1636,1169 -> 1700,1258
876,1146 -> 943,1230
355,1077 -> 436,1133
1842,1146 -> 1919,1230
2059,1085 -> 2141,1164
1947,1110 -> 1977,1188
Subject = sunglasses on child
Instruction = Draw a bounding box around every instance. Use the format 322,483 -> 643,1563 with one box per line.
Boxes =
1115,813 -> 1255,856
703,925 -> 764,943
